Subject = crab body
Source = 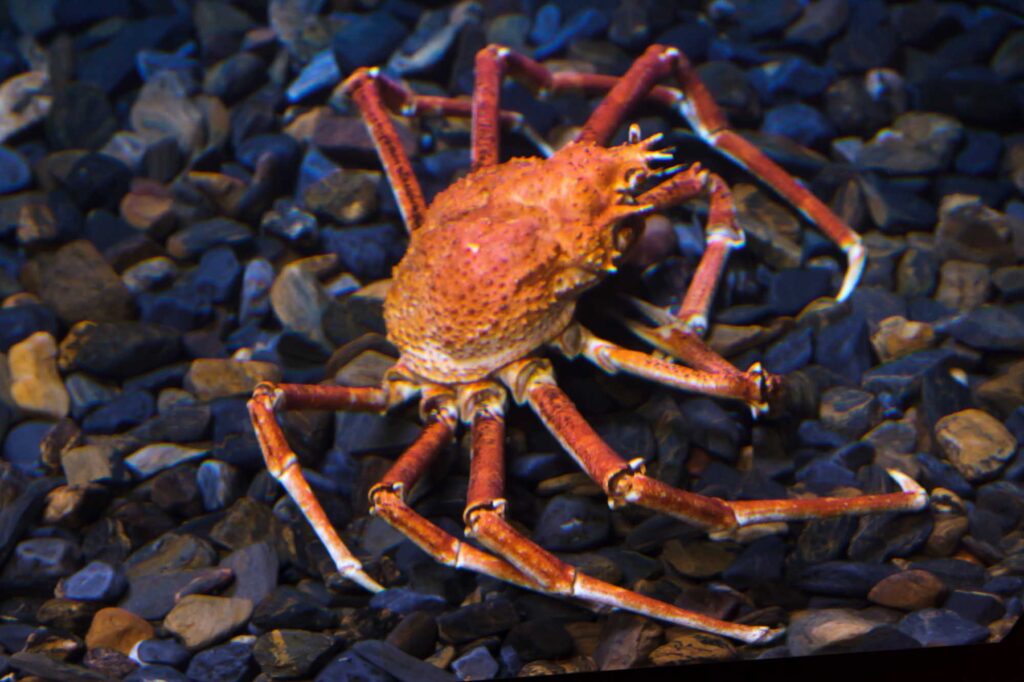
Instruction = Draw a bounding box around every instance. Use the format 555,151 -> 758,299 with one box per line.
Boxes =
385,140 -> 656,383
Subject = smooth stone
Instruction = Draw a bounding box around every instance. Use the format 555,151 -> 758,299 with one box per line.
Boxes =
221,542 -> 277,606
8,651 -> 110,682
661,539 -> 735,579
721,535 -> 786,588
848,512 -> 934,562
185,641 -> 255,682
0,145 -> 31,194
197,460 -> 243,512
252,587 -> 338,631
253,629 -> 338,679
82,390 -> 155,434
934,260 -> 990,311
935,409 -> 1017,482
124,444 -> 209,480
940,305 -> 1024,352
532,495 -> 610,552
209,497 -> 275,550
66,373 -> 119,420
908,558 -> 988,591
385,611 -> 437,659
436,597 -> 519,645
1,535 -> 80,591
897,608 -> 990,647
43,483 -> 110,528
815,311 -> 872,384
794,517 -> 858,564
870,316 -> 935,362
63,560 -> 127,602
3,420 -> 53,476
120,567 -> 232,620
786,609 -> 882,657
85,607 -> 154,655
451,646 -> 498,681
860,348 -> 956,405
123,533 -> 218,579
790,561 -> 899,597
131,404 -> 211,443
21,240 -> 132,325
58,321 -> 181,379
0,72 -> 52,143
61,444 -> 125,486
270,255 -> 334,352
649,631 -> 738,665
239,258 -> 274,323
593,613 -> 663,671
321,223 -> 406,281
315,649 -> 395,682
868,569 -> 947,610
137,638 -> 190,668
8,331 -> 69,419
857,112 -> 963,174
944,590 -> 1006,625
164,595 -> 252,650
350,639 -> 454,682
369,588 -> 447,615
762,102 -> 834,147
934,195 -> 1016,266
819,386 -> 878,439
124,664 -> 188,682
0,303 -> 58,352
184,359 -> 281,400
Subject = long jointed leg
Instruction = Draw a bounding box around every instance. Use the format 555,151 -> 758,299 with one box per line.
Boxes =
459,382 -> 781,644
501,359 -> 928,539
576,44 -> 864,301
248,382 -> 394,592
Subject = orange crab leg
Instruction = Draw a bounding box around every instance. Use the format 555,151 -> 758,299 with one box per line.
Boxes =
575,43 -> 864,301
501,359 -> 928,538
460,383 -> 781,644
248,382 -> 393,592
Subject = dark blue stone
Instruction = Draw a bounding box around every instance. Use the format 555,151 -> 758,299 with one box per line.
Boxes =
850,287 -> 907,333
321,224 -> 407,281
332,11 -> 409,72
796,420 -> 849,450
763,326 -> 813,374
316,650 -> 395,682
909,559 -> 988,591
0,146 -> 31,195
369,588 -> 447,615
829,441 -> 875,471
797,458 -> 861,494
848,512 -> 933,562
762,102 -> 835,147
939,305 -> 1024,352
944,590 -> 1006,624
77,15 -> 187,92
861,348 -> 956,405
237,133 -> 302,176
654,21 -> 714,62
2,421 -> 51,477
137,44 -> 198,82
767,268 -> 833,316
815,312 -> 872,384
451,647 -> 498,680
790,561 -> 899,597
82,391 -> 156,434
0,304 -> 58,352
137,286 -> 214,331
179,246 -> 241,305
63,153 -> 132,212
955,130 -> 1003,175
897,608 -> 990,647
982,575 -> 1024,596
921,366 -> 971,430
751,57 -> 835,102
169,218 -> 254,259
722,536 -> 786,588
54,0 -> 133,29
63,560 -> 127,601
680,398 -> 745,462
533,8 -> 610,60
906,296 -> 954,323
533,495 -> 609,552
137,638 -> 191,669
185,642 -> 255,682
916,453 -> 973,498
83,209 -> 143,254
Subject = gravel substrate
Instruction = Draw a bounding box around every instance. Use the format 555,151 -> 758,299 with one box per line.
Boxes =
1,1 -> 1024,680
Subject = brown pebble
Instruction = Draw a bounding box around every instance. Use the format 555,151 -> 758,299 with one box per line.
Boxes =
867,569 -> 947,610
84,607 -> 154,655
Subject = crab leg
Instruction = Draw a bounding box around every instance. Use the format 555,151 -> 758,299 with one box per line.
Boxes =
459,382 -> 781,645
248,382 -> 394,592
501,359 -> 928,539
576,43 -> 864,301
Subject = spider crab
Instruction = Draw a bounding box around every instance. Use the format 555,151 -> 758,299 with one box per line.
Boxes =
249,44 -> 927,645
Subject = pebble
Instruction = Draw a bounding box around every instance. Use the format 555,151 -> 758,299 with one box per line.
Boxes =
253,629 -> 337,679
787,608 -> 883,657
7,651 -> 110,682
164,595 -> 253,650
870,316 -> 935,362
661,539 -> 735,579
385,611 -> 437,659
818,386 -> 878,439
62,560 -> 127,602
593,613 -> 663,671
61,444 -> 124,486
84,607 -> 154,655
848,512 -> 933,562
648,631 -> 737,665
532,494 -> 610,552
8,331 -> 69,419
944,590 -> 1006,625
185,641 -> 255,682
252,586 -> 338,631
184,358 -> 281,400
451,646 -> 499,681
121,567 -> 231,620
436,598 -> 519,645
197,460 -> 243,512
0,145 -> 31,194
124,443 -> 209,480
136,638 -> 191,669
897,608 -> 990,647
934,260 -> 990,311
940,305 -> 1024,352
123,532 -> 218,579
868,569 -> 947,610
221,541 -> 277,606
21,240 -> 133,325
934,195 -> 1016,266
857,112 -> 963,174
935,409 -> 1018,482
1,536 -> 80,591
350,639 -> 455,682
125,664 -> 188,681
791,561 -> 899,597
58,321 -> 181,378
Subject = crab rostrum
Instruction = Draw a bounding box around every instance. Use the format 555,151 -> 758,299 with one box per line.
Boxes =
249,44 -> 927,645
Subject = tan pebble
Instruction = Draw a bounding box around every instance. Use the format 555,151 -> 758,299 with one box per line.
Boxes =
84,607 -> 154,655
9,331 -> 69,419
870,316 -> 935,362
868,569 -> 947,610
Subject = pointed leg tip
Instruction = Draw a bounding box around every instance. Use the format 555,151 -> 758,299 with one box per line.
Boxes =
838,241 -> 866,302
745,625 -> 786,645
885,469 -> 928,509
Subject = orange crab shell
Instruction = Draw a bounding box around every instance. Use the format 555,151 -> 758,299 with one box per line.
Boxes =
384,138 -> 666,384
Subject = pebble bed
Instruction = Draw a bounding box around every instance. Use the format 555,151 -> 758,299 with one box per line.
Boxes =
1,1 -> 1024,680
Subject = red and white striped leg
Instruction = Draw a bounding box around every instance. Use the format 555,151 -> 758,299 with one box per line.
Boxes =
500,359 -> 928,539
574,43 -> 864,301
248,382 -> 401,592
459,382 -> 781,644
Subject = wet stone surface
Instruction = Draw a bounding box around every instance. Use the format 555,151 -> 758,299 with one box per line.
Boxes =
0,1 -> 1023,678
